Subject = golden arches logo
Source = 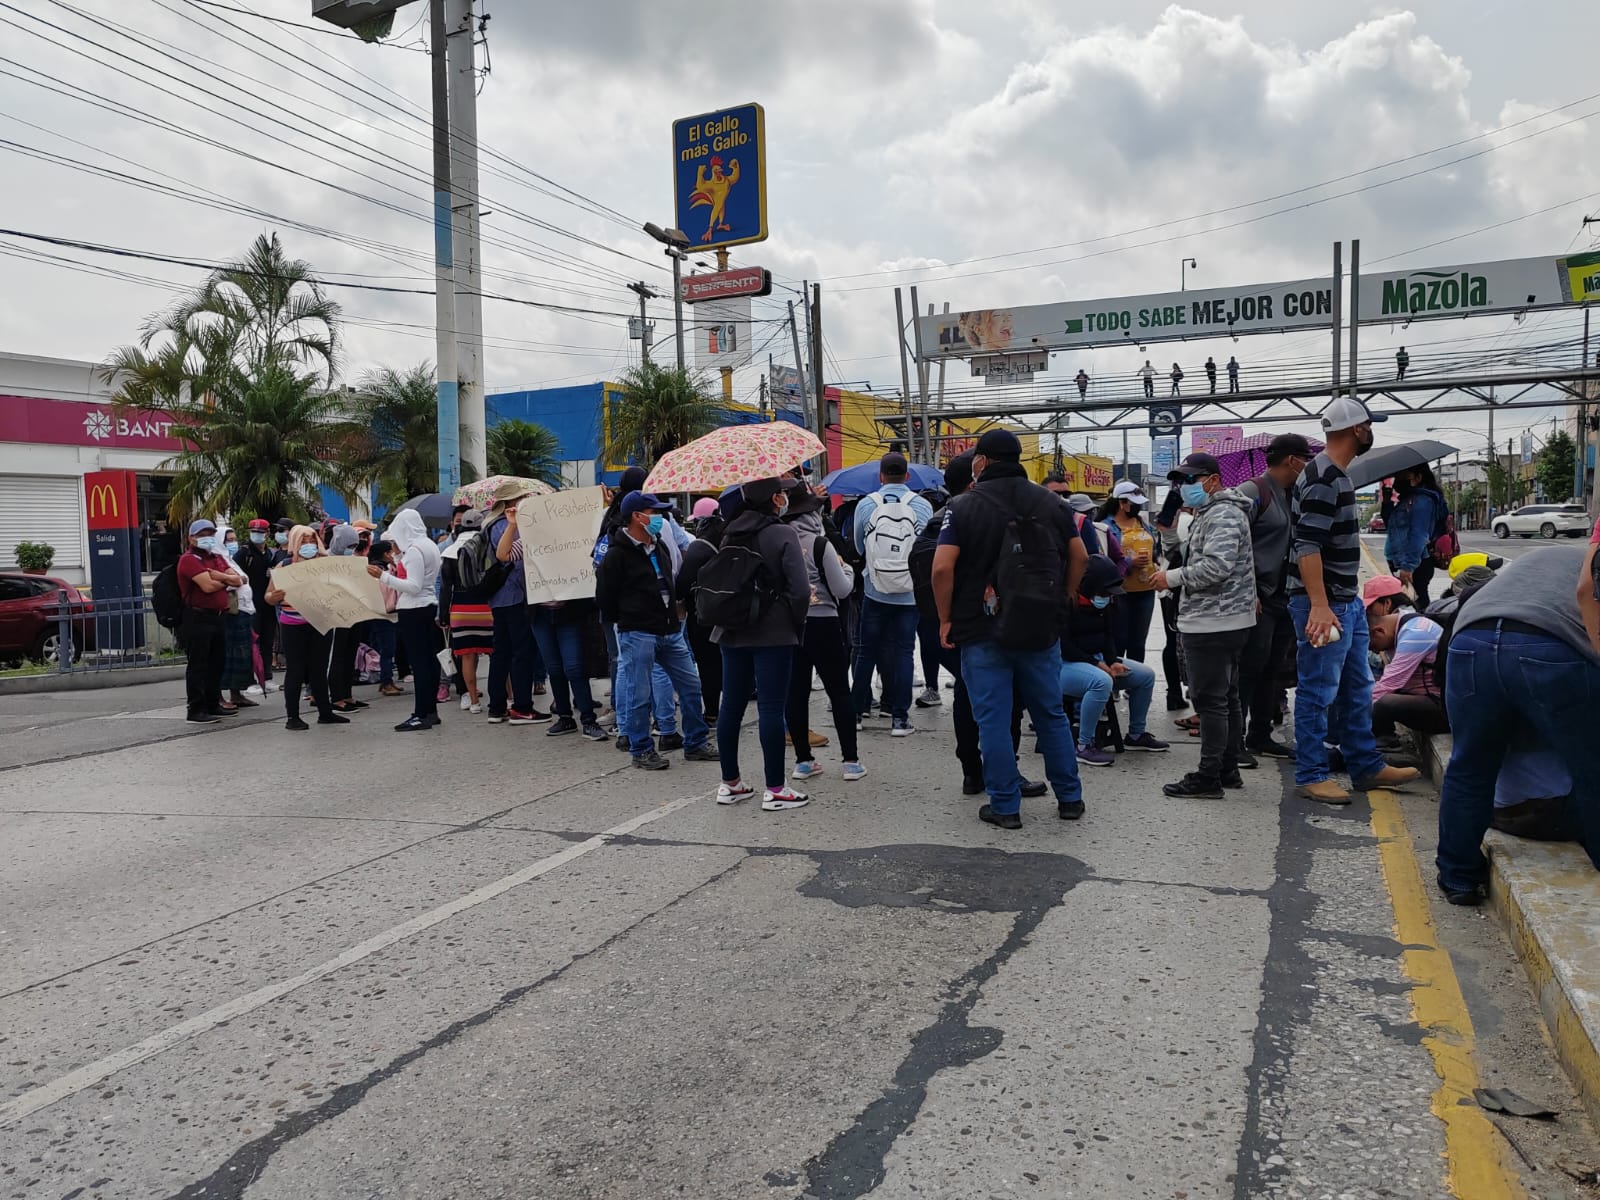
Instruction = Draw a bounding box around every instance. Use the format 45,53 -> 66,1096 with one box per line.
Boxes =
87,482 -> 120,520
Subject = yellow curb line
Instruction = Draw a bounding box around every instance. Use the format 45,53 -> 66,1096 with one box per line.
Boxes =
1369,787 -> 1525,1200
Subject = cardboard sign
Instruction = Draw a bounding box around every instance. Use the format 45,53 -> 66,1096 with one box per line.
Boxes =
271,556 -> 394,634
517,485 -> 606,605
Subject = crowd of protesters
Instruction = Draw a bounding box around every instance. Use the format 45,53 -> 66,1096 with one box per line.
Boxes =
169,400 -> 1597,896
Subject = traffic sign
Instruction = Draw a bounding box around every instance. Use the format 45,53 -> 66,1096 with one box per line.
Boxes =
1148,403 -> 1183,438
681,266 -> 772,304
673,103 -> 767,251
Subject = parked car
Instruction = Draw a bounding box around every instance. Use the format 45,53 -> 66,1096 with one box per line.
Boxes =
1490,503 -> 1590,540
1368,515 -> 1385,532
0,573 -> 95,664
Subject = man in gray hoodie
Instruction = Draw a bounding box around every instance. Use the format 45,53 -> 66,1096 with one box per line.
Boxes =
1151,452 -> 1257,798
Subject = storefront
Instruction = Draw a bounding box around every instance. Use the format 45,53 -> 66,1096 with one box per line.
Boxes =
0,352 -> 182,585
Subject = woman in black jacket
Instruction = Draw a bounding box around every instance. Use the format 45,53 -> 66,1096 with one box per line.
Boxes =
709,477 -> 812,811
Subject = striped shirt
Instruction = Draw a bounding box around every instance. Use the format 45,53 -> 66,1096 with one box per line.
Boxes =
1289,451 -> 1361,603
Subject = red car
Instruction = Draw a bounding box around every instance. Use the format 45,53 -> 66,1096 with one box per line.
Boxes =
0,573 -> 95,664
1368,515 -> 1386,532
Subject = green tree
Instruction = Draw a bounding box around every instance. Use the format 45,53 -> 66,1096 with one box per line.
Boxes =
604,362 -> 720,469
487,419 -> 564,487
1486,459 -> 1512,510
349,363 -> 478,506
1536,430 -> 1576,503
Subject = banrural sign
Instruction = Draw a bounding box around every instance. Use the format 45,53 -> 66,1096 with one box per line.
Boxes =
921,278 -> 1336,356
1356,255 -> 1598,324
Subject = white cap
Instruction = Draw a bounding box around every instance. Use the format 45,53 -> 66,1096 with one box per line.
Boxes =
1111,480 -> 1149,504
1320,396 -> 1386,433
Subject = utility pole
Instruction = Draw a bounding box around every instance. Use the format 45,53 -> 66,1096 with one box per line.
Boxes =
446,0 -> 485,478
758,372 -> 768,420
717,249 -> 733,404
627,282 -> 657,366
1330,241 -> 1343,400
428,0 -> 459,491
810,282 -> 828,472
908,286 -> 932,465
1580,305 -> 1591,510
787,299 -> 808,433
893,288 -> 915,461
933,301 -> 949,467
1347,238 -> 1360,396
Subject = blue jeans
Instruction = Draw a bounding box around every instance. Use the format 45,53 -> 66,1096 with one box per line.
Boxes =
960,639 -> 1081,815
362,619 -> 397,685
1059,658 -> 1154,743
718,644 -> 794,789
488,604 -> 535,716
617,629 -> 708,756
1289,595 -> 1384,786
530,610 -> 595,722
851,598 -> 919,720
610,623 -> 677,735
1436,625 -> 1600,893
1116,589 -> 1157,662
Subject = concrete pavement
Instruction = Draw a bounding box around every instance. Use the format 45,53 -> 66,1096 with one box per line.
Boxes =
2,665 -> 1596,1197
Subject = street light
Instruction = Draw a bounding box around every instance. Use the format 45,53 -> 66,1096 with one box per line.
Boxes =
1428,424 -> 1494,525
1180,257 -> 1197,291
643,222 -> 691,370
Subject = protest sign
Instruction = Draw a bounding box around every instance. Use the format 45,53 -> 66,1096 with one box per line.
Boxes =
517,485 -> 606,604
270,556 -> 394,633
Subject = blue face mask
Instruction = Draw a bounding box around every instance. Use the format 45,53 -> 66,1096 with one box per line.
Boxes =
275,532 -> 289,546
298,543 -> 319,559
249,531 -> 266,545
223,542 -> 238,558
195,536 -> 217,553
1091,595 -> 1112,609
1180,482 -> 1211,509
645,515 -> 665,538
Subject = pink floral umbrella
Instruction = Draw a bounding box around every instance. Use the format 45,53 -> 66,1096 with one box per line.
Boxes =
452,475 -> 556,511
643,422 -> 824,493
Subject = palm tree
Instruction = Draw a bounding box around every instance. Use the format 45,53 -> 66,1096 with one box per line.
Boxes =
604,362 -> 721,468
349,363 -> 478,507
487,419 -> 564,487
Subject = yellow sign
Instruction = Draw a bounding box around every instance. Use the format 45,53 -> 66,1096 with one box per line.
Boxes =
1055,453 -> 1115,495
87,483 -> 119,520
1563,251 -> 1600,304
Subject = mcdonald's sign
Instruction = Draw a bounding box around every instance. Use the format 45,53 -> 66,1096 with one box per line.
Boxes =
84,470 -> 136,532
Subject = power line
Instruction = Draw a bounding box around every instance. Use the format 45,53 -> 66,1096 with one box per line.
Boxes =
182,0 -> 428,50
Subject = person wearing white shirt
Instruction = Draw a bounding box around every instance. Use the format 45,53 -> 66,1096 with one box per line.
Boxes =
375,509 -> 443,732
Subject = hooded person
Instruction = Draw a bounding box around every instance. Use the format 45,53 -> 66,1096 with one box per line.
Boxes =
1150,452 -> 1257,797
378,507 -> 444,732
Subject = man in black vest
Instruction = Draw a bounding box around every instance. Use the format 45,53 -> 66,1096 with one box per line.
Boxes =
932,429 -> 1087,829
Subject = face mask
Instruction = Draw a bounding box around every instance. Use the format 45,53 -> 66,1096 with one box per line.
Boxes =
1091,595 -> 1112,610
1180,482 -> 1211,509
774,497 -> 789,517
275,532 -> 288,546
645,515 -> 665,538
298,543 -> 319,559
223,542 -> 239,558
195,536 -> 217,553
250,531 -> 266,545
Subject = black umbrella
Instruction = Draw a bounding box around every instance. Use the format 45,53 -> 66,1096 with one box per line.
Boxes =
395,492 -> 456,524
1344,439 -> 1457,490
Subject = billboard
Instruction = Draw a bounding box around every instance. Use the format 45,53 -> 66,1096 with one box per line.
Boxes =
682,267 -> 772,303
1151,437 -> 1180,479
672,103 -> 767,251
694,298 -> 753,369
1191,425 -> 1245,455
770,364 -> 805,414
1356,255 -> 1593,324
919,277 -> 1335,356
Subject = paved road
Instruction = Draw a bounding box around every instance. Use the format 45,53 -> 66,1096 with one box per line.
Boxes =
2,655 -> 1595,1197
1361,528 -> 1590,568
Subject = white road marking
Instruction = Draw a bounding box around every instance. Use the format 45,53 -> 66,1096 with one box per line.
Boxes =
0,792 -> 701,1127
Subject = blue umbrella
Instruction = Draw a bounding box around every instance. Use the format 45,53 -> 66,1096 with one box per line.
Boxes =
822,461 -> 945,496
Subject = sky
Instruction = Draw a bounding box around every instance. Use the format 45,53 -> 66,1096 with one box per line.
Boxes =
2,0 -> 1598,468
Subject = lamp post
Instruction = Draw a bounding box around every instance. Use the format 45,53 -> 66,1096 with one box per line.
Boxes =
1180,257 -> 1197,291
1428,424 -> 1492,527
643,222 -> 691,370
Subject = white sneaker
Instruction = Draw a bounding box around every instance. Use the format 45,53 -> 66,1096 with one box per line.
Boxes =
717,781 -> 755,805
261,681 -> 278,694
245,684 -> 265,697
891,718 -> 916,737
793,760 -> 825,781
460,694 -> 473,711
841,761 -> 867,782
469,702 -> 482,715
762,786 -> 810,811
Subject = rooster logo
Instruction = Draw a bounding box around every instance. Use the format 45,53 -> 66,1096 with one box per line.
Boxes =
689,155 -> 741,244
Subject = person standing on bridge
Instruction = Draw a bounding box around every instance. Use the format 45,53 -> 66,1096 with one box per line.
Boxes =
1205,357 -> 1218,394
1227,356 -> 1240,393
1169,362 -> 1184,395
1139,360 -> 1156,398
1396,346 -> 1409,380
1075,368 -> 1089,400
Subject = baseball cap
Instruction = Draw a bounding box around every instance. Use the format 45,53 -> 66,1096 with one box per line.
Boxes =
1320,396 -> 1386,433
691,497 -> 719,519
1066,493 -> 1096,514
1111,480 -> 1149,504
879,451 -> 909,477
458,509 -> 485,531
188,518 -> 216,536
1362,574 -> 1406,607
620,491 -> 672,519
974,428 -> 1023,458
247,518 -> 271,531
1266,433 -> 1312,464
1167,452 -> 1222,482
274,517 -> 295,532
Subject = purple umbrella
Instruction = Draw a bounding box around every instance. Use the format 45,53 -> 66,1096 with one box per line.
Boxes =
1214,434 -> 1324,487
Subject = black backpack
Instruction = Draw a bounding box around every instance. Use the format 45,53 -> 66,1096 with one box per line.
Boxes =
695,534 -> 776,631
971,491 -> 1065,651
452,528 -> 510,603
151,563 -> 183,629
909,511 -> 944,624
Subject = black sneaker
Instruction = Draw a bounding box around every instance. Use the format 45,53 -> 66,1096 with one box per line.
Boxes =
1220,769 -> 1245,789
580,720 -> 608,741
657,732 -> 684,752
978,804 -> 1022,830
632,749 -> 670,771
1442,883 -> 1486,907
1058,800 -> 1086,821
423,714 -> 442,727
546,716 -> 579,736
962,775 -> 985,796
1163,773 -> 1223,799
1236,751 -> 1259,770
683,742 -> 718,762
318,712 -> 351,725
1248,737 -> 1293,759
285,717 -> 309,731
187,711 -> 220,725
394,716 -> 431,732
1019,777 -> 1048,798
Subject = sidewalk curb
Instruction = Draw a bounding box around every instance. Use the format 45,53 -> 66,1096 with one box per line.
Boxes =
0,666 -> 187,696
1421,732 -> 1600,1132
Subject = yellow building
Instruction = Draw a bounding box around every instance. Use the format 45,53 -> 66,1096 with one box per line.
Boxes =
826,389 -> 1050,481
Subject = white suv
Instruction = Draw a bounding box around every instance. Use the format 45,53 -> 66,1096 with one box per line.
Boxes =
1490,503 -> 1590,539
